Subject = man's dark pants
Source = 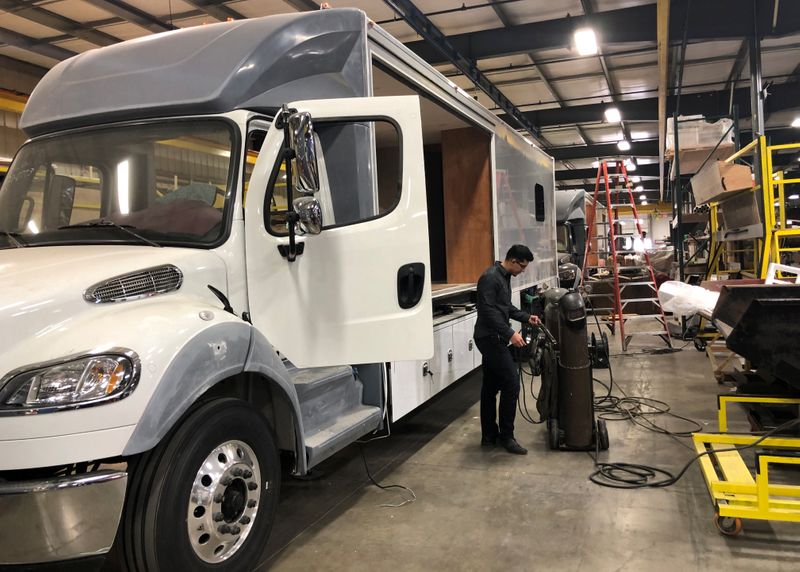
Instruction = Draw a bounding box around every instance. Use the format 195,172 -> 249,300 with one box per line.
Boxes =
475,335 -> 519,441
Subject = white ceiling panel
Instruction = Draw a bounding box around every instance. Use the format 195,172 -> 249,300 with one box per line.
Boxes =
502,0 -> 582,25
584,125 -> 626,144
552,76 -> 612,104
761,50 -> 800,78
604,41 -> 656,54
0,13 -> 61,39
539,57 -> 604,81
0,45 -> 60,69
428,7 -> 502,36
129,0 -> 197,18
766,110 -> 800,130
541,127 -> 586,147
53,38 -> 101,54
233,0 -> 302,18
595,0 -> 656,9
482,81 -> 555,108
478,54 -> 536,71
612,66 -> 658,95
96,22 -> 151,42
332,0 -> 396,21
174,15 -> 220,29
685,40 -> 743,61
606,51 -> 657,69
761,33 -> 800,49
531,47 -> 574,62
681,61 -> 733,89
45,0 -> 121,22
378,20 -> 417,43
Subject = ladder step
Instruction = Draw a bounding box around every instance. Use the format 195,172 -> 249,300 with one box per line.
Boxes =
622,315 -> 666,321
620,281 -> 657,287
621,298 -> 660,303
625,331 -> 671,336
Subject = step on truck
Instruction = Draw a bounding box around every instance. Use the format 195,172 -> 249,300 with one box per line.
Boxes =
0,8 -> 556,570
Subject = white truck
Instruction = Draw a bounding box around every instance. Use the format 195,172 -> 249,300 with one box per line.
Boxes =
0,9 -> 556,570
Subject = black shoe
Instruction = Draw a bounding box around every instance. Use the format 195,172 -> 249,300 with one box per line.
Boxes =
500,437 -> 528,455
480,436 -> 497,447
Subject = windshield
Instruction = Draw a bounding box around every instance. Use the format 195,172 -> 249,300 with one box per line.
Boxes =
0,120 -> 236,249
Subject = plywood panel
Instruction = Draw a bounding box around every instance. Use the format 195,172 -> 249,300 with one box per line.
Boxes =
442,127 -> 493,284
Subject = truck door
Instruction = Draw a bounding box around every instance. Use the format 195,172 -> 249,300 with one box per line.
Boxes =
244,96 -> 433,368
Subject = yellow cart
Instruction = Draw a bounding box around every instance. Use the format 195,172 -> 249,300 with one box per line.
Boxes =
693,395 -> 800,536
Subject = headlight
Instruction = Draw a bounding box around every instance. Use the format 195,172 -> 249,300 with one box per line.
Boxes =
0,352 -> 139,412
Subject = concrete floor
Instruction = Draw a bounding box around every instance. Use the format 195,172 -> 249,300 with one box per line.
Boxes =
256,336 -> 800,571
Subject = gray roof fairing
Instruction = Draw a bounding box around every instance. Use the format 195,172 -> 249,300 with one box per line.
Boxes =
20,9 -> 369,137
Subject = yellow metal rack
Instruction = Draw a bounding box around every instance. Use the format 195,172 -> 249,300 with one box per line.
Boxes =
760,138 -> 800,278
693,395 -> 800,535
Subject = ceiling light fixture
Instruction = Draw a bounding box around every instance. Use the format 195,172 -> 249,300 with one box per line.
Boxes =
574,28 -> 598,56
639,194 -> 646,200
789,194 -> 800,200
632,176 -> 641,183
617,140 -> 631,151
625,160 -> 637,171
792,117 -> 800,128
641,200 -> 648,205
634,186 -> 644,193
604,107 -> 621,123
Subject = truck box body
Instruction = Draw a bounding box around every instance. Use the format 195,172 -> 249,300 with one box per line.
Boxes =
0,9 -> 556,568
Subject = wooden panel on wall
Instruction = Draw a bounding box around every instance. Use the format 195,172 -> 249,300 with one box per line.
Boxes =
441,127 -> 493,284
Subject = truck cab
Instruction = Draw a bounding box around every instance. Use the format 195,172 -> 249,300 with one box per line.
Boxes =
0,9 -> 555,570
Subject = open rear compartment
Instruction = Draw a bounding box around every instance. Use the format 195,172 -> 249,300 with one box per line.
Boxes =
371,50 -> 556,421
373,61 -> 494,294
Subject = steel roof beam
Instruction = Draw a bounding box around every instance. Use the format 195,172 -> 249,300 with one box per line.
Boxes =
0,27 -> 76,61
406,1 -> 800,65
556,164 -> 661,181
549,140 -> 659,161
181,1 -> 244,21
0,0 -> 119,47
82,0 -> 175,33
382,0 -> 541,139
513,82 -> 800,129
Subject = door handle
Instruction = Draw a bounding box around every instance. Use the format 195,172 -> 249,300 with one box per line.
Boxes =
397,262 -> 425,309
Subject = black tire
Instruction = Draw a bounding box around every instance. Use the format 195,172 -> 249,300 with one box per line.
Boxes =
548,418 -> 561,450
694,337 -> 707,352
713,513 -> 743,537
597,419 -> 610,451
110,398 -> 281,571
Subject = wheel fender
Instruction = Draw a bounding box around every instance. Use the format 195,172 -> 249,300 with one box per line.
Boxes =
123,320 -> 252,456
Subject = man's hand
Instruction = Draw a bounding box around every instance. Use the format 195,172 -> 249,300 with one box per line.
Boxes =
529,315 -> 541,326
509,331 -> 526,347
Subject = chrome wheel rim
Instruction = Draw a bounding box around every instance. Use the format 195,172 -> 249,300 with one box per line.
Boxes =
187,440 -> 263,563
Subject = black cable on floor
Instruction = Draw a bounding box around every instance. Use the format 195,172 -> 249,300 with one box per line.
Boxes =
588,418 -> 800,489
358,444 -> 416,507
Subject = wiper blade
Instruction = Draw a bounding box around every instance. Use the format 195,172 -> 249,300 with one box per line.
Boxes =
59,219 -> 162,248
0,231 -> 27,248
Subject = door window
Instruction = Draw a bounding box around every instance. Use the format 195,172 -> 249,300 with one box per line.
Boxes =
267,120 -> 401,235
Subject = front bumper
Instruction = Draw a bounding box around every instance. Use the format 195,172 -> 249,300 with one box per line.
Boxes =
0,470 -> 127,565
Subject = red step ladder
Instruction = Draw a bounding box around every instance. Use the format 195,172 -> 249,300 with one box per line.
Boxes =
581,160 -> 672,351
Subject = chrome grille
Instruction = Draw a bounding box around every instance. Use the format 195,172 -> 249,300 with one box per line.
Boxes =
84,265 -> 183,304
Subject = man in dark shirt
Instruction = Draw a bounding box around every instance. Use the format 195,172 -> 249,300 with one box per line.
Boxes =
474,244 -> 540,455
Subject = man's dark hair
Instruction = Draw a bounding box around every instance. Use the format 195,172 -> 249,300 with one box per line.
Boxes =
505,244 -> 533,262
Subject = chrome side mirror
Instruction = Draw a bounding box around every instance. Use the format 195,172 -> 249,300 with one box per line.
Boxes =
292,196 -> 322,235
287,112 -> 320,195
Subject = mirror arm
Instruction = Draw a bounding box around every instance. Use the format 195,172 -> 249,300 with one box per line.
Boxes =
279,105 -> 301,262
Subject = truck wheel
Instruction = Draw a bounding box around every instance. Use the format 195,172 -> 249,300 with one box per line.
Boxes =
113,398 -> 280,571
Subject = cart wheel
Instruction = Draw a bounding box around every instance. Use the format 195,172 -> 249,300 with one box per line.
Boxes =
548,418 -> 561,450
694,337 -> 707,352
713,513 -> 743,537
597,419 -> 609,451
